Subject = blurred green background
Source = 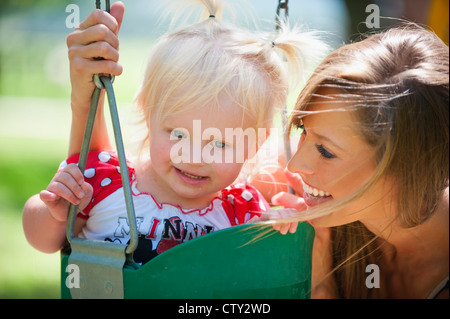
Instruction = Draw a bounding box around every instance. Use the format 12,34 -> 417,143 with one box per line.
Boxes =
1,0 -> 445,299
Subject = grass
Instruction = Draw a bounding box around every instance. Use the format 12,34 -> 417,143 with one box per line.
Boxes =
0,135 -> 66,299
0,22 -> 153,297
0,210 -> 61,299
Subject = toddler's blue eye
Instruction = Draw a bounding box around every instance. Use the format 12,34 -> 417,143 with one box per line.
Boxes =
212,141 -> 226,149
171,130 -> 186,139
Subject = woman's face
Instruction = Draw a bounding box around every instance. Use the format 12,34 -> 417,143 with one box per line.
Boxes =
288,89 -> 389,227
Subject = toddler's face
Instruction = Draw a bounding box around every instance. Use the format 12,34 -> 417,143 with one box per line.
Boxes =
148,97 -> 263,208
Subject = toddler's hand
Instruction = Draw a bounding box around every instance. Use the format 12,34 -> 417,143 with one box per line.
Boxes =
271,191 -> 307,211
66,1 -> 125,112
271,169 -> 307,211
248,208 -> 300,235
39,164 -> 93,223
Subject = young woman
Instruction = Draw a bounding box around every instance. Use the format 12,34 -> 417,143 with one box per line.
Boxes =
274,25 -> 449,298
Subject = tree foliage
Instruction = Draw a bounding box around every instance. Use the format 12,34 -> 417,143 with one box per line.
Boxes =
0,0 -> 73,12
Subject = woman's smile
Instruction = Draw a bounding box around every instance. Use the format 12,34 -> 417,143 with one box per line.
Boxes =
302,180 -> 333,207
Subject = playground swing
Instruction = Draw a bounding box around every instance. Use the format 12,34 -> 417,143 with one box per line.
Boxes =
60,0 -> 315,299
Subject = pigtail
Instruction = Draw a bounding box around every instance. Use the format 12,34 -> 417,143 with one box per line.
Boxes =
270,24 -> 331,89
163,0 -> 227,25
197,0 -> 225,19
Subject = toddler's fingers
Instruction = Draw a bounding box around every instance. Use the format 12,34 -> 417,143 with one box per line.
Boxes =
39,190 -> 59,204
271,221 -> 299,235
71,56 -> 123,78
289,222 -> 299,234
68,25 -> 120,50
278,223 -> 290,235
271,192 -> 307,211
271,222 -> 282,232
46,181 -> 82,206
246,216 -> 260,224
60,164 -> 86,185
79,182 -> 94,209
284,168 -> 304,195
109,1 -> 125,31
50,167 -> 87,204
261,208 -> 299,235
81,182 -> 93,196
86,42 -> 120,64
78,8 -> 120,35
39,190 -> 70,223
70,41 -> 120,64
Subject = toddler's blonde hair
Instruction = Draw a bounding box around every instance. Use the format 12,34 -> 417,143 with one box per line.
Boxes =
134,0 -> 329,153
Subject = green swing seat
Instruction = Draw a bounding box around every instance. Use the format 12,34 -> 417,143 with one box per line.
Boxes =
61,222 -> 314,299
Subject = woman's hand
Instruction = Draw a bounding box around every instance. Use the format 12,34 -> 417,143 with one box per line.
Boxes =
39,164 -> 93,223
66,2 -> 125,113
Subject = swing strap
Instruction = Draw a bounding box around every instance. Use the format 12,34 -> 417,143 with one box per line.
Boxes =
65,0 -> 138,299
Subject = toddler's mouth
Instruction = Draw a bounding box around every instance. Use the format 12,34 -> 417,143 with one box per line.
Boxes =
176,168 -> 207,180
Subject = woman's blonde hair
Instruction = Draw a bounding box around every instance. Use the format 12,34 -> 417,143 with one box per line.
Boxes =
133,0 -> 329,154
290,24 -> 449,298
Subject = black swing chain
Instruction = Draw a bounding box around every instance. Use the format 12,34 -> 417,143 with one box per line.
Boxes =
96,0 -> 111,13
275,0 -> 295,194
276,0 -> 289,31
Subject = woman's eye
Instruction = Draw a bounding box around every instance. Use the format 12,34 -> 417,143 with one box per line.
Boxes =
301,126 -> 306,136
316,144 -> 336,159
171,130 -> 186,139
297,123 -> 306,136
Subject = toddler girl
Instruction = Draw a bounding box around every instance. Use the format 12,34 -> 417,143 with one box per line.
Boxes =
23,0 -> 328,263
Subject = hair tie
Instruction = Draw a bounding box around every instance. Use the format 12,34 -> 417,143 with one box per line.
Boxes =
209,15 -> 215,18
271,41 -> 276,48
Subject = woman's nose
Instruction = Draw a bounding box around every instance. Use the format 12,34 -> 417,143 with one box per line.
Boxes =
287,142 -> 314,176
